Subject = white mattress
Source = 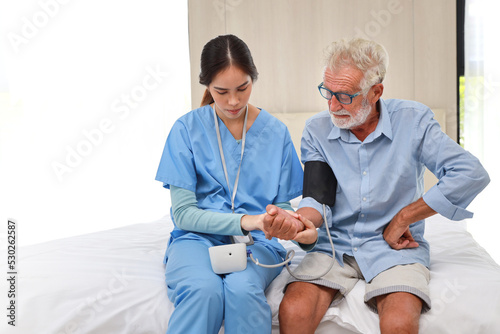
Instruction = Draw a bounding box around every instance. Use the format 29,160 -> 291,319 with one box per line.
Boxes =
2,214 -> 500,334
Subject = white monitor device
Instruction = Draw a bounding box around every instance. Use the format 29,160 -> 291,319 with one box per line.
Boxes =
208,243 -> 247,274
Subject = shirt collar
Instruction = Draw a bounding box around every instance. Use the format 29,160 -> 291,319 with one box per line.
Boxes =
327,99 -> 393,143
372,99 -> 393,141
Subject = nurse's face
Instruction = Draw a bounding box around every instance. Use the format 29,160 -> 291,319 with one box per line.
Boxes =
208,65 -> 253,122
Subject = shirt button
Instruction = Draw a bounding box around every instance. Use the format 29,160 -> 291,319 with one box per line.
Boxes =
362,197 -> 367,201
354,247 -> 358,252
363,171 -> 367,176
361,214 -> 365,218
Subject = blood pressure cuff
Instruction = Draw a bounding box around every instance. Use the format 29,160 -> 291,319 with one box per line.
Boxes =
303,161 -> 337,207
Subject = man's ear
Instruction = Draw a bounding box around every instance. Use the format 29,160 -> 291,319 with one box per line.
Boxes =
370,83 -> 384,104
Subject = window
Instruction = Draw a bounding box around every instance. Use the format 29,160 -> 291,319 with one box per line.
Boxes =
461,0 -> 500,263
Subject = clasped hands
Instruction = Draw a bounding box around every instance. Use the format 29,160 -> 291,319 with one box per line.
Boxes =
261,205 -> 317,245
261,204 -> 423,250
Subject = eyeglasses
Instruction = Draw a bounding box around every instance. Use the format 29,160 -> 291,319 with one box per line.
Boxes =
317,82 -> 361,105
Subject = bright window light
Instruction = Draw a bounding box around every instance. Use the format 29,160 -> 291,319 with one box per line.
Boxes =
0,1 -> 190,245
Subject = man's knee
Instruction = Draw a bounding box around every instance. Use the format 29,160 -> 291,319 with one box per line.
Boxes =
377,292 -> 422,334
279,282 -> 337,325
380,314 -> 419,334
279,287 -> 311,323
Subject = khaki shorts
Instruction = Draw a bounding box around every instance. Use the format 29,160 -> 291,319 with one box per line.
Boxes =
286,252 -> 431,313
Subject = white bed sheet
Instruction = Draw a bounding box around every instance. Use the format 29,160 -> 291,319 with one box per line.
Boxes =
268,214 -> 500,333
2,214 -> 500,334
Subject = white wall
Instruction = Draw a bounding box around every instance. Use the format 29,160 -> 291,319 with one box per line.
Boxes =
0,0 -> 190,245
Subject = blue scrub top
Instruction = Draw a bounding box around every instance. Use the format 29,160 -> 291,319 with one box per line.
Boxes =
156,105 -> 304,249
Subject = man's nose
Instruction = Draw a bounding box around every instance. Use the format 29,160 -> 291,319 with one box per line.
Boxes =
329,96 -> 342,111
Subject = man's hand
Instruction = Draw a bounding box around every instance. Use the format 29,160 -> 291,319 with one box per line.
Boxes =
383,198 -> 437,250
263,205 -> 304,240
383,219 -> 419,250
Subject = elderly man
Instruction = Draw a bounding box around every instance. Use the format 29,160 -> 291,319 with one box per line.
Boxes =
264,38 -> 489,334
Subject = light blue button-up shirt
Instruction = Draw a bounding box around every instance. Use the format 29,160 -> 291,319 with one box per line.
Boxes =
299,99 -> 489,282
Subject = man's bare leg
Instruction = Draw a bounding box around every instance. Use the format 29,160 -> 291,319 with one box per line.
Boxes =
279,282 -> 337,334
376,292 -> 423,334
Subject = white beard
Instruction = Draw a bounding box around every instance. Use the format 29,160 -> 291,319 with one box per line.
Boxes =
330,99 -> 371,129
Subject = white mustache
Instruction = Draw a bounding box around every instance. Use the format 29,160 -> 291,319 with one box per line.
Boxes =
330,110 -> 351,116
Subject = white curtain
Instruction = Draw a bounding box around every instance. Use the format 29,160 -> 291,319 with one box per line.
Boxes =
0,1 -> 190,245
464,0 -> 500,263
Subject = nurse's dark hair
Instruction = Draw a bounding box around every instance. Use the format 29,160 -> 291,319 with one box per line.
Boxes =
199,34 -> 258,106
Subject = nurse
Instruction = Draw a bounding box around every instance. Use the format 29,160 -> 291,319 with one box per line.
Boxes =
155,34 -> 304,333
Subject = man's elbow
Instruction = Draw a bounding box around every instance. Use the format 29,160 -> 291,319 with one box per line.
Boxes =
476,164 -> 491,193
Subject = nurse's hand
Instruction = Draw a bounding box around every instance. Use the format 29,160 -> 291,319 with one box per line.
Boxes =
293,214 -> 318,245
262,205 -> 304,240
240,213 -> 267,233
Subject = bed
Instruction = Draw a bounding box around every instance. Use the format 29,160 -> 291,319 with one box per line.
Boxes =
3,109 -> 500,333
2,213 -> 500,334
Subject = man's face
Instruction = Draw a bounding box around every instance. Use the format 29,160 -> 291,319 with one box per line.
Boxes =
323,66 -> 372,129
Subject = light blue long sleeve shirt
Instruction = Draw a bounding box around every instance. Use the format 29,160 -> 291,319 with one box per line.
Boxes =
299,99 -> 489,282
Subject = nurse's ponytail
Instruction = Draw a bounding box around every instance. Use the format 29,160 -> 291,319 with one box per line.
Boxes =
199,34 -> 258,106
200,88 -> 214,107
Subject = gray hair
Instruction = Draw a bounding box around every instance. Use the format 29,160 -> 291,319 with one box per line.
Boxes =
324,38 -> 389,95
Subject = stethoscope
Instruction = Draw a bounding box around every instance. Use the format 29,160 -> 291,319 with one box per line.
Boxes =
212,103 -> 335,280
212,103 -> 248,214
